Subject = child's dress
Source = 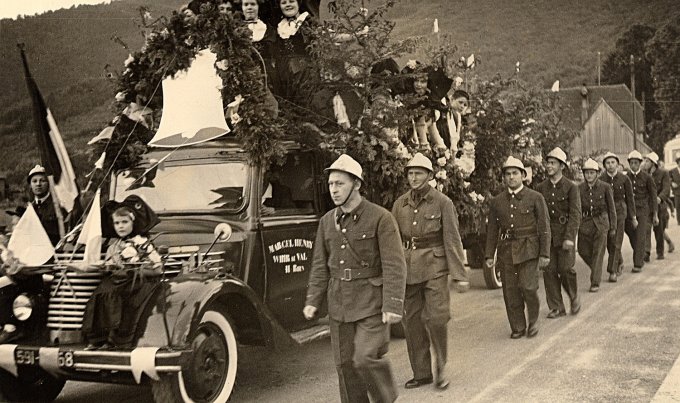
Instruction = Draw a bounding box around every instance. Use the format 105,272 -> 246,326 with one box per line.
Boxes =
82,235 -> 161,347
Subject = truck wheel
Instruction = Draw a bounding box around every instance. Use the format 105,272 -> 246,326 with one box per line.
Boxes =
0,368 -> 65,402
152,310 -> 238,403
483,258 -> 502,289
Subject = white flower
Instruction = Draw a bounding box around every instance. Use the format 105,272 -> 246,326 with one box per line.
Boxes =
277,12 -> 309,39
444,150 -> 452,159
463,181 -> 471,188
143,11 -> 152,20
428,179 -> 437,187
406,59 -> 418,70
216,59 -> 229,71
476,110 -> 486,117
437,184 -> 444,192
477,194 -> 485,202
124,54 -> 134,67
115,91 -> 126,102
435,170 -> 447,180
123,68 -> 131,76
469,191 -> 478,200
437,157 -> 447,166
360,7 -> 369,16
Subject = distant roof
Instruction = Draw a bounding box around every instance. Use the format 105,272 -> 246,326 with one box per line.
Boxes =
557,84 -> 645,134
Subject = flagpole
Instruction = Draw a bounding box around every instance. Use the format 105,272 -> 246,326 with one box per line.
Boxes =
47,175 -> 66,239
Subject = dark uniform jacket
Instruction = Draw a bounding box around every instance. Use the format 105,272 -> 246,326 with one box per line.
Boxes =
579,180 -> 616,232
485,186 -> 551,264
391,186 -> 466,284
306,198 -> 407,323
652,168 -> 672,209
627,170 -> 658,215
669,167 -> 680,191
32,193 -> 66,246
600,171 -> 636,220
536,177 -> 581,246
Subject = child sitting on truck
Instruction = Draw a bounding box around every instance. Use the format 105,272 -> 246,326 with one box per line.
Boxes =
82,196 -> 162,350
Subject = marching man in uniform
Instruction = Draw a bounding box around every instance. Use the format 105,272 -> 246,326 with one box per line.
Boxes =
485,157 -> 550,339
304,154 -> 406,403
624,150 -> 657,273
644,152 -> 670,260
577,158 -> 616,292
391,153 -> 466,390
600,152 -> 636,282
536,147 -> 581,318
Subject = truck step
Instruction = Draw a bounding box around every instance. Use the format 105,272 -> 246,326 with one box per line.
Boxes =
290,322 -> 330,344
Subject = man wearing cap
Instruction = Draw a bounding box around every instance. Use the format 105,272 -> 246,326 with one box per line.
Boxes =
536,147 -> 581,317
486,156 -> 550,338
578,159 -> 616,292
304,154 -> 407,403
624,150 -> 657,272
669,156 -> 680,225
391,153 -> 466,390
27,165 -> 66,246
643,152 -> 670,260
600,152 -> 636,281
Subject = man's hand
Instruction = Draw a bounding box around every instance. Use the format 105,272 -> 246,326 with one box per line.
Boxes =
450,279 -> 470,293
632,217 -> 638,228
538,256 -> 550,270
485,258 -> 495,269
653,214 -> 659,226
562,240 -> 574,250
303,305 -> 318,320
382,312 -> 402,324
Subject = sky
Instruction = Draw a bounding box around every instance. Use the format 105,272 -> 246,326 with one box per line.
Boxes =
0,0 -> 114,20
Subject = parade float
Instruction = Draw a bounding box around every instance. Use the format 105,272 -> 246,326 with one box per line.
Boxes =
0,1 -> 576,401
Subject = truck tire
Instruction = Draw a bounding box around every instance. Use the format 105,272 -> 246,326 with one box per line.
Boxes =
151,310 -> 238,403
483,258 -> 502,289
0,368 -> 65,402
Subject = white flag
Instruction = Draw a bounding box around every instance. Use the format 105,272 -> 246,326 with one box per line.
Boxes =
77,189 -> 103,265
88,126 -> 114,145
467,54 -> 475,68
551,80 -> 560,92
8,204 -> 54,266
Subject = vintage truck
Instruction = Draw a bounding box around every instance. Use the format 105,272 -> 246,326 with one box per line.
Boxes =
0,138 -> 337,402
0,135 -> 504,402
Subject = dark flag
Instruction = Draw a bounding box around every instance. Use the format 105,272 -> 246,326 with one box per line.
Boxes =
18,44 -> 80,213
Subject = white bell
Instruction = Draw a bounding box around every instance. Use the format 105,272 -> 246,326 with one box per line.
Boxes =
150,49 -> 231,147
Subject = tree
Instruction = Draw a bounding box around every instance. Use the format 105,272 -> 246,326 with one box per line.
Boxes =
648,13 -> 680,146
601,24 -> 659,125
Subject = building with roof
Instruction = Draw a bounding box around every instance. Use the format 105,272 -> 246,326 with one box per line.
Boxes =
558,84 -> 651,165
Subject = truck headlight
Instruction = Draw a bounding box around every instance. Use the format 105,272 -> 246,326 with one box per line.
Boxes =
12,294 -> 33,321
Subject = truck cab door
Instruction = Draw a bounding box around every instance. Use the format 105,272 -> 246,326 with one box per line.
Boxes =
260,151 -> 322,331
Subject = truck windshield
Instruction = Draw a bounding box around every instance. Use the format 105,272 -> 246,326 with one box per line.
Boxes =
113,161 -> 249,212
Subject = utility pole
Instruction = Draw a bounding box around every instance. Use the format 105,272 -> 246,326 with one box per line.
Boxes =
597,51 -> 601,86
630,54 -> 637,150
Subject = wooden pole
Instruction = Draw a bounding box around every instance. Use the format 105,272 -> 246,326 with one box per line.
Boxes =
597,51 -> 601,86
47,175 -> 66,240
630,54 -> 637,150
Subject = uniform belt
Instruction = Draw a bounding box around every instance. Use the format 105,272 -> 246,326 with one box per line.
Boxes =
499,227 -> 535,240
330,267 -> 381,281
402,233 -> 444,250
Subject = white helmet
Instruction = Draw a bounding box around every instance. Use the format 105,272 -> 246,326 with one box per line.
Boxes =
581,158 -> 600,172
645,152 -> 659,166
627,150 -> 643,161
546,147 -> 568,165
602,151 -> 619,164
502,156 -> 526,174
325,154 -> 363,181
27,164 -> 47,183
406,153 -> 434,172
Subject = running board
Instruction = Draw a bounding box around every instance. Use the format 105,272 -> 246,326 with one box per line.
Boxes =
290,323 -> 330,344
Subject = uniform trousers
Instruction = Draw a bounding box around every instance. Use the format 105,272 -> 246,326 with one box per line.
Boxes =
675,194 -> 680,225
625,207 -> 650,268
330,314 -> 397,403
654,207 -> 670,256
403,275 -> 450,381
497,244 -> 539,333
607,211 -> 626,274
578,218 -> 608,287
544,245 -> 578,312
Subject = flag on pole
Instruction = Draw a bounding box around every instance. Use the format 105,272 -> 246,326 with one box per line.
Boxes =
76,189 -> 103,265
19,45 -> 80,213
551,80 -> 560,92
8,204 -> 55,266
466,54 -> 475,68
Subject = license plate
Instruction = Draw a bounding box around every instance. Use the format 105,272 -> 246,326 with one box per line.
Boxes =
15,348 -> 39,366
